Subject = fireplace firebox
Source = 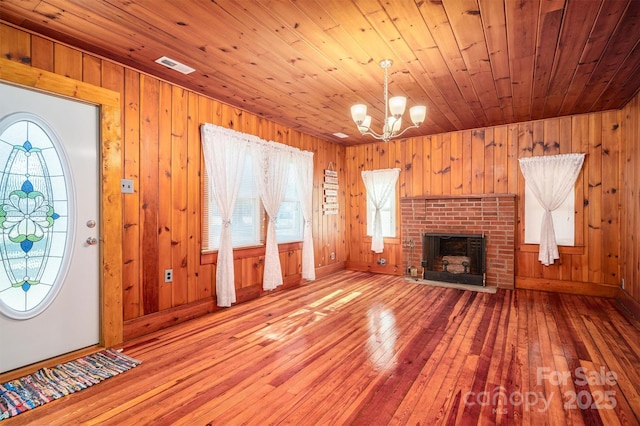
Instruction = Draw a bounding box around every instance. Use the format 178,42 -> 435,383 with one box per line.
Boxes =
421,233 -> 486,286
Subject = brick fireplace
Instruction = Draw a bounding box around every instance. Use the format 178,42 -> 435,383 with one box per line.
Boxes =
401,195 -> 516,288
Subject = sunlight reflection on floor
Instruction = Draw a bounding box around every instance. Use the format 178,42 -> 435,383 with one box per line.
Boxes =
366,304 -> 398,371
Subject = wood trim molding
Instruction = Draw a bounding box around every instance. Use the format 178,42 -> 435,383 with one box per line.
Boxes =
201,241 -> 303,264
314,261 -> 346,279
0,345 -> 102,383
617,288 -> 640,321
124,273 -> 305,341
124,298 -> 217,341
346,260 -> 403,276
0,58 -> 120,108
518,244 -> 585,255
360,236 -> 402,245
0,58 -> 123,347
516,276 -> 620,298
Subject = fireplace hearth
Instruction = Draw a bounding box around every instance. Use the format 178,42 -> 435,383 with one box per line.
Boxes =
421,233 -> 486,286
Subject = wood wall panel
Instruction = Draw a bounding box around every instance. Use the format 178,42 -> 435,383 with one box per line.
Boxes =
139,75 -> 160,315
187,93 -> 206,301
0,23 -> 347,339
0,23 -> 29,63
157,81 -> 173,311
587,114 -> 603,285
170,85 -> 189,306
30,36 -> 53,71
346,110 -> 625,294
621,90 -> 640,305
122,67 -> 142,321
601,111 -> 621,285
53,44 -> 82,80
2,20 -> 639,334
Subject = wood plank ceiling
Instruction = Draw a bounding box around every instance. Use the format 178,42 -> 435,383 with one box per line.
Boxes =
1,0 -> 639,145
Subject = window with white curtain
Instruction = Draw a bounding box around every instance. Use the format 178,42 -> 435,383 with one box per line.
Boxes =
275,162 -> 303,243
366,184 -> 396,238
201,123 -> 314,305
203,152 -> 262,251
524,183 -> 575,246
518,153 -> 585,266
203,155 -> 303,251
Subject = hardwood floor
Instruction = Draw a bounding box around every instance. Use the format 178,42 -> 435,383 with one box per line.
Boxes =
4,270 -> 640,425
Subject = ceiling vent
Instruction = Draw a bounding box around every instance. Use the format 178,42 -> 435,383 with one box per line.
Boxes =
154,56 -> 195,75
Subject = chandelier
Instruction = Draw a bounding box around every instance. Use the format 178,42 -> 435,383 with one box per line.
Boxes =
350,59 -> 427,142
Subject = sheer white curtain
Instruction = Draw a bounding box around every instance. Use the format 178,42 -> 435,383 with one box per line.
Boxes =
201,124 -> 250,307
519,153 -> 585,266
362,168 -> 400,253
294,151 -> 315,280
253,142 -> 290,290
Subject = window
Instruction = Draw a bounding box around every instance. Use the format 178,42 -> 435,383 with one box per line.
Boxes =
203,155 -> 303,251
275,163 -> 303,243
366,185 -> 396,238
0,114 -> 73,319
524,183 -> 575,245
519,153 -> 585,250
203,152 -> 262,251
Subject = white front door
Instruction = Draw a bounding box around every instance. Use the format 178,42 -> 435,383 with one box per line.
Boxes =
0,82 -> 100,374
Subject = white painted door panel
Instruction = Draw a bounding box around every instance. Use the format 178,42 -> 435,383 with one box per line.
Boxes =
0,82 -> 99,373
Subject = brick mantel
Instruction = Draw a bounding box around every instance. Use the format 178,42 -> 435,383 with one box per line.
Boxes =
401,195 -> 516,288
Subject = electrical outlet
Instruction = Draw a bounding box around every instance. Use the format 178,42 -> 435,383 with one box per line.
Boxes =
622,278 -> 625,290
121,179 -> 134,194
330,251 -> 335,260
164,269 -> 173,283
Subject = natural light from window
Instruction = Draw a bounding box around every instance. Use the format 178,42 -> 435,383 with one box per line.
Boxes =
203,155 -> 303,251
524,183 -> 575,246
275,163 -> 303,243
366,186 -> 396,238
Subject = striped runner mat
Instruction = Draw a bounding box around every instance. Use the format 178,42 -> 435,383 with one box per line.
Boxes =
0,349 -> 141,421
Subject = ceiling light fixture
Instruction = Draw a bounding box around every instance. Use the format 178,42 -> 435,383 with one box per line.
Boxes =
350,59 -> 427,142
155,56 -> 195,75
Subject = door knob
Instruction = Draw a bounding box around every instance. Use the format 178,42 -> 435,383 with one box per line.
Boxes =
86,237 -> 98,246
86,220 -> 96,228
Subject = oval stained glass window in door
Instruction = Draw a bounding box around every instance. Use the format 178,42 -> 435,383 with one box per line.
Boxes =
0,113 -> 75,320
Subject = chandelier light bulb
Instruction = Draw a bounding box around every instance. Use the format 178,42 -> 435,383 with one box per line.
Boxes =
351,104 -> 367,124
358,115 -> 372,133
384,117 -> 402,135
410,105 -> 427,126
389,96 -> 407,117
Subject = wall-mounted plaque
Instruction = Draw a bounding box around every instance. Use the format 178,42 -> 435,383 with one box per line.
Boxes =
323,165 -> 339,215
323,183 -> 339,190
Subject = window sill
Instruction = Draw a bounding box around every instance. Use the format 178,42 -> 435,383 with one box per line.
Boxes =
519,244 -> 585,255
363,236 -> 401,245
201,241 -> 303,265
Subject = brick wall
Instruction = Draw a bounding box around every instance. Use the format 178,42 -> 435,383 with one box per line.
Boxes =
401,195 -> 516,288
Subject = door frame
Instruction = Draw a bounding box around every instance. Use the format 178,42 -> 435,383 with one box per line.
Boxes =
0,58 -> 123,348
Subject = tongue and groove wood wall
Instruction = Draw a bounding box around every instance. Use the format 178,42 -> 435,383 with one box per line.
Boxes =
621,92 -> 640,313
344,109 -> 627,299
0,23 -> 348,339
2,20 -> 640,341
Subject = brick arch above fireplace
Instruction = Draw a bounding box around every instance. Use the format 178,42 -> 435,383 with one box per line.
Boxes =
401,194 -> 516,289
